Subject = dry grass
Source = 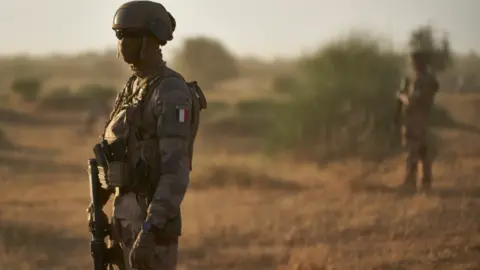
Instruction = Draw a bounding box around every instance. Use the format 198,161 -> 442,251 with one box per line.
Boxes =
0,75 -> 480,270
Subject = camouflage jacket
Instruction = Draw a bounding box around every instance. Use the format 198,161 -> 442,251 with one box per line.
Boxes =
103,63 -> 197,236
399,71 -> 439,139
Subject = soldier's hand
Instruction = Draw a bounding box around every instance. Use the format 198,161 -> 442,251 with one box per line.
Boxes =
129,230 -> 156,269
86,204 -> 94,232
396,92 -> 409,105
86,204 -> 109,234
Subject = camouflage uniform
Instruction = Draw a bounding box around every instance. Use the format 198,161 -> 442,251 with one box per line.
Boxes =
398,70 -> 439,190
106,66 -> 196,270
91,2 -> 206,269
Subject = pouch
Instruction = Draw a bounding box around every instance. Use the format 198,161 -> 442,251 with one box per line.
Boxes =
97,165 -> 109,189
107,161 -> 131,188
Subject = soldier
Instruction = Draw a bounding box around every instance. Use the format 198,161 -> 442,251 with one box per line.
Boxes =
395,50 -> 439,192
87,1 -> 206,269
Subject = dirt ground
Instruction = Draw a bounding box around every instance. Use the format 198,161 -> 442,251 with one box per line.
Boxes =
1,92 -> 480,270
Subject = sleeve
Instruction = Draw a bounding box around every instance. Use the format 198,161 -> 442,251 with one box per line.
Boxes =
144,77 -> 192,230
396,77 -> 410,105
398,77 -> 410,94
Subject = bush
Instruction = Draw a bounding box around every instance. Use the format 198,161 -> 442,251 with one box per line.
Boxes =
77,84 -> 117,102
49,86 -> 73,98
0,126 -> 14,149
266,34 -> 405,160
201,101 -> 230,121
37,84 -> 116,112
172,36 -> 238,89
206,101 -> 230,112
10,77 -> 42,102
37,86 -> 81,111
272,74 -> 298,95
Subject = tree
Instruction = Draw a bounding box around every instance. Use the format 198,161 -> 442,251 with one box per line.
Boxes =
172,36 -> 238,89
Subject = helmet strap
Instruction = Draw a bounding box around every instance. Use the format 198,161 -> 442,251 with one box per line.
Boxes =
116,42 -> 121,59
139,36 -> 147,60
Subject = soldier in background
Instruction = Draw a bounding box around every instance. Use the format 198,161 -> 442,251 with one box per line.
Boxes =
395,50 -> 439,193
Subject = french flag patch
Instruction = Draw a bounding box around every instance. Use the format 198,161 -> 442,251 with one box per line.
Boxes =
176,106 -> 188,123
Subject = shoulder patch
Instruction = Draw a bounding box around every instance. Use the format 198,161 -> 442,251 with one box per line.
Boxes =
176,105 -> 189,123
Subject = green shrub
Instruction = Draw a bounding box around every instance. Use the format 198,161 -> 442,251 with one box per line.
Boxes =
172,36 -> 238,88
201,101 -> 230,119
204,101 -> 230,112
272,74 -> 298,95
266,34 -> 405,160
235,99 -> 280,116
0,125 -> 14,150
11,77 -> 42,102
37,84 -> 116,112
77,84 -> 116,102
37,86 -> 81,111
49,86 -> 73,98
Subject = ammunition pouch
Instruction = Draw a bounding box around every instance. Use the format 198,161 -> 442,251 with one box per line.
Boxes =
94,138 -> 132,189
107,161 -> 131,188
97,166 -> 109,189
128,139 -> 160,198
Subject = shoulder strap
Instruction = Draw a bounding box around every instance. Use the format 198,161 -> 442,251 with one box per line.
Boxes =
101,75 -> 136,139
101,69 -> 166,141
131,71 -> 166,141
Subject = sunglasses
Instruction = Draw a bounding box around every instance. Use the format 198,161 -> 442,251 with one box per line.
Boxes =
115,29 -> 151,40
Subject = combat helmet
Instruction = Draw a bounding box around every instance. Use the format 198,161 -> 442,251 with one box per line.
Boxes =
409,49 -> 430,63
112,1 -> 173,42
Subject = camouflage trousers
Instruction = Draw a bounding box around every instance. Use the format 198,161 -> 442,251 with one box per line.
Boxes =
403,138 -> 432,187
110,192 -> 178,270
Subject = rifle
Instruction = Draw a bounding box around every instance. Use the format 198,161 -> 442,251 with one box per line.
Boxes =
394,77 -> 410,125
87,158 -> 112,270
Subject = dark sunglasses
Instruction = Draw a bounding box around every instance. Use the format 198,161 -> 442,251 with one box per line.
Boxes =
115,29 -> 150,40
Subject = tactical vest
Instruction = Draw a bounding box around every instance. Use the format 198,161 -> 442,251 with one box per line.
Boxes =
98,68 -> 207,194
399,72 -> 438,141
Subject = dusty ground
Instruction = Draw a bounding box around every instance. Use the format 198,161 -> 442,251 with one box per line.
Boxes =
1,92 -> 480,270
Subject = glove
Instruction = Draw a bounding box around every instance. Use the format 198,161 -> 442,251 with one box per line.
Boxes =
396,92 -> 409,106
86,203 -> 109,235
129,229 -> 157,269
86,204 -> 94,232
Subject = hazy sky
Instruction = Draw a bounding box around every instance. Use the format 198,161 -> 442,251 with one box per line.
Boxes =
1,0 -> 478,59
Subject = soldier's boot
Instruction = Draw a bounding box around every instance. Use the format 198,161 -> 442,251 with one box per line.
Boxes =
420,160 -> 432,193
399,161 -> 417,193
420,145 -> 432,193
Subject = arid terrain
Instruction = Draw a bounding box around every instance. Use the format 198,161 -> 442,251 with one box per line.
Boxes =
0,78 -> 480,270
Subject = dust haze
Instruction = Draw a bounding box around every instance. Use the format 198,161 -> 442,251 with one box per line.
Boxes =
1,2 -> 480,270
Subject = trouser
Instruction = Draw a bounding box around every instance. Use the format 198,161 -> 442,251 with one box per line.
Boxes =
110,218 -> 178,270
109,192 -> 178,270
404,138 -> 432,188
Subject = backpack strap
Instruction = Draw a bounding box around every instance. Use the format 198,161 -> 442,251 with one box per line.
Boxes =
131,71 -> 166,141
